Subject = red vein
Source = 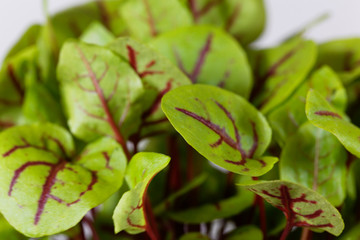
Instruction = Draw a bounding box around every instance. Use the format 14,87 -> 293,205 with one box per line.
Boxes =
8,161 -> 53,196
143,0 -> 157,37
126,45 -> 163,78
143,80 -> 173,119
250,44 -> 301,101
102,152 -> 113,170
75,46 -> 130,160
225,3 -> 241,31
314,111 -> 342,119
96,1 -> 110,29
188,0 -> 223,22
189,34 -> 213,83
67,171 -> 98,206
7,64 -> 24,102
0,121 -> 14,128
35,161 -> 66,225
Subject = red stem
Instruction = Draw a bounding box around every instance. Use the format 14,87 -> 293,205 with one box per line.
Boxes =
144,196 -> 160,240
82,216 -> 100,240
280,220 -> 293,240
257,195 -> 267,240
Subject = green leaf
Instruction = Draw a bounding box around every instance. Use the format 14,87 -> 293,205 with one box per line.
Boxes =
0,123 -> 127,237
57,40 -> 144,144
184,0 -> 266,45
162,84 -> 277,176
113,152 -> 170,234
22,83 -> 65,126
225,225 -> 263,240
168,185 -> 254,223
150,25 -> 253,98
280,122 -> 347,206
250,38 -> 317,114
5,24 -> 41,61
80,22 -> 115,46
108,37 -> 191,138
306,89 -> 360,158
179,232 -> 210,240
120,0 -> 192,41
36,1 -> 126,95
0,46 -> 38,130
317,38 -> 360,85
268,66 -> 347,146
241,180 -> 345,236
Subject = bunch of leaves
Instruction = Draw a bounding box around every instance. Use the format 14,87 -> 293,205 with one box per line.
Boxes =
0,0 -> 360,240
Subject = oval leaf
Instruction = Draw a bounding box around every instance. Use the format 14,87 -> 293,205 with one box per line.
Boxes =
280,122 -> 347,206
184,0 -> 266,45
108,37 -> 191,138
317,38 -> 360,85
306,89 -> 360,158
268,66 -> 347,146
0,123 -> 127,237
250,38 -> 317,114
120,0 -> 192,41
113,152 -> 170,234
57,41 -> 144,145
241,180 -> 344,236
162,84 -> 277,176
150,25 -> 253,98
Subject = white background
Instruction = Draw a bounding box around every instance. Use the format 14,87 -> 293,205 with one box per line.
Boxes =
1,0 -> 360,62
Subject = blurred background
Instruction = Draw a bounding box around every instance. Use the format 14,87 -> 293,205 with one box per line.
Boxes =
1,0 -> 360,62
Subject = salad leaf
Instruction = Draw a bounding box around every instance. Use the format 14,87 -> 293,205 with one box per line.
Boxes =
162,84 -> 277,176
151,25 -> 253,98
306,89 -> 360,158
57,40 -> 144,155
280,122 -> 347,206
120,0 -> 192,41
0,123 -> 126,237
113,152 -> 170,235
184,0 -> 266,45
250,38 -> 317,114
242,180 -> 345,236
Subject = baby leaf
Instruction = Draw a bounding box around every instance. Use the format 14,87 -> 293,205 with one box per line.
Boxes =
242,180 -> 344,236
57,41 -> 144,152
306,89 -> 360,158
150,25 -> 253,98
162,84 -> 277,176
280,122 -> 347,206
268,66 -> 347,146
113,152 -> 170,235
80,22 -> 115,46
0,46 -> 37,130
4,24 -> 41,61
184,0 -> 266,45
108,37 -> 191,139
250,38 -> 317,114
120,0 -> 192,41
317,38 -> 360,85
0,123 -> 127,237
